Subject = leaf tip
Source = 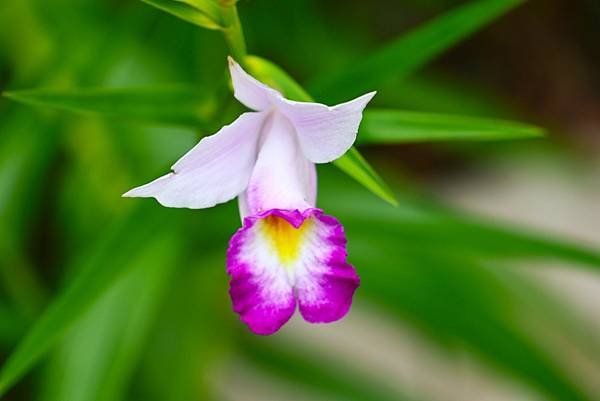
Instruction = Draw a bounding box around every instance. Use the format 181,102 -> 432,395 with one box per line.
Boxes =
386,195 -> 400,207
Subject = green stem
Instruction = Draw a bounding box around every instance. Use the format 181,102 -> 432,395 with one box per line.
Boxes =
220,1 -> 247,64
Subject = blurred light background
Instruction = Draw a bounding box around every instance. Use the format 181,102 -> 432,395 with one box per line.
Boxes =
1,0 -> 599,400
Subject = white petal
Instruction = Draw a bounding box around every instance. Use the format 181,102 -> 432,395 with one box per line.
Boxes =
228,57 -> 282,111
228,59 -> 374,163
241,112 -> 315,216
123,111 -> 266,208
304,161 -> 317,206
276,91 -> 376,163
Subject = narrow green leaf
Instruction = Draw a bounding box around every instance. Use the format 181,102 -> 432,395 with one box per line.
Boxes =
0,229 -> 45,321
314,173 -> 599,401
240,337 -> 418,401
0,305 -> 26,348
140,0 -> 223,29
358,109 -> 545,144
244,55 -> 398,206
309,0 -> 524,103
319,171 -> 600,270
41,234 -> 180,401
244,55 -> 313,102
4,86 -> 215,127
333,148 -> 398,206
0,204 -> 176,396
175,0 -> 222,23
140,255 -> 233,401
0,111 -> 56,321
358,252 -> 593,401
96,236 -> 179,401
5,65 -> 397,208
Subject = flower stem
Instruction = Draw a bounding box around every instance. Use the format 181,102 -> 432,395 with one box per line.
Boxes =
220,1 -> 247,64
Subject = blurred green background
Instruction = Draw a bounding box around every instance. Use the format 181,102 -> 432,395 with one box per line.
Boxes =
1,0 -> 600,400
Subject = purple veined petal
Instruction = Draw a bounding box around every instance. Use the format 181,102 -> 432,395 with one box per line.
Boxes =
228,57 -> 282,112
123,111 -> 266,209
294,210 -> 360,323
227,210 -> 300,335
226,208 -> 359,335
276,91 -> 376,164
241,112 -> 316,217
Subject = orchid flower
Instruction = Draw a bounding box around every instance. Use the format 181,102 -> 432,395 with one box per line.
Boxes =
124,58 -> 375,335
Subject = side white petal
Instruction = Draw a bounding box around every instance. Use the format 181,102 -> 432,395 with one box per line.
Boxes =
277,91 -> 376,163
123,111 -> 266,209
241,112 -> 315,216
228,57 -> 282,111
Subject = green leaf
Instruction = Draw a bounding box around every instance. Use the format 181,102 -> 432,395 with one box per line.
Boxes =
244,55 -> 398,206
0,204 -> 177,397
4,86 -> 215,127
333,148 -> 398,206
4,65 -> 397,208
175,0 -> 222,23
95,238 -> 178,401
244,55 -> 313,102
40,234 -> 180,401
309,0 -> 524,103
0,110 -> 57,321
139,255 -> 233,401
140,0 -> 223,29
358,109 -> 545,144
358,252 -> 593,401
315,172 -> 599,401
320,171 -> 600,269
239,337 -> 418,401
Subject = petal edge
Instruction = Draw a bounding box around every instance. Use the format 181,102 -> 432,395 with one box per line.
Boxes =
123,111 -> 266,209
278,91 -> 376,163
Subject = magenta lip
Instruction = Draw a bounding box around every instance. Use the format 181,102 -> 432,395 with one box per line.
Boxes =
226,207 -> 360,335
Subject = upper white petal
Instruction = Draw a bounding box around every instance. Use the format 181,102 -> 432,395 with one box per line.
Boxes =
123,111 -> 266,209
228,58 -> 375,164
276,91 -> 376,163
228,57 -> 282,111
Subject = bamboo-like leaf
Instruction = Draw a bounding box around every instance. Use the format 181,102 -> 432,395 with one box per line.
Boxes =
175,0 -> 222,23
358,252 -> 593,401
333,147 -> 398,206
4,86 -> 214,127
4,79 -> 398,206
3,85 -> 544,206
239,337 -> 418,401
245,55 -> 398,206
309,0 -> 524,103
0,204 -> 178,396
140,0 -> 223,29
95,237 -> 179,401
244,55 -> 312,102
320,171 -> 600,269
358,109 -> 545,144
316,171 -> 599,401
40,234 -> 180,401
